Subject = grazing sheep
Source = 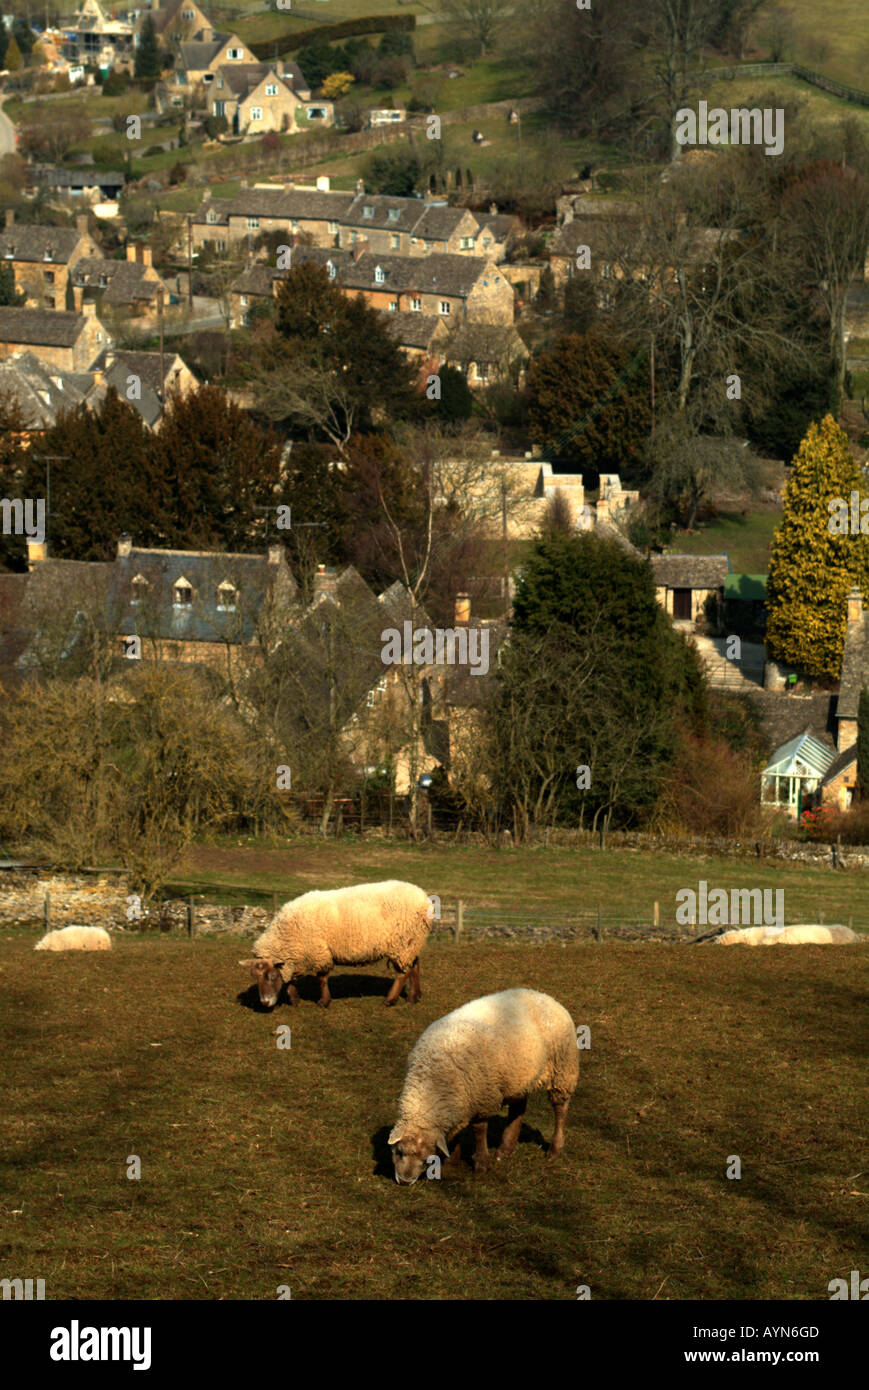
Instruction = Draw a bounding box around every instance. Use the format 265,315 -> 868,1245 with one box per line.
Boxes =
389,988 -> 579,1184
760,924 -> 860,945
239,880 -> 432,1009
34,926 -> 112,951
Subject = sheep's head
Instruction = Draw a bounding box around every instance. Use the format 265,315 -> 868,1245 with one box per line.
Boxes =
239,958 -> 285,1008
388,1124 -> 450,1185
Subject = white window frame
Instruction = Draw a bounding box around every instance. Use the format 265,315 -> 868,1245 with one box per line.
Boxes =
411,296 -> 421,312
250,106 -> 263,122
439,300 -> 450,315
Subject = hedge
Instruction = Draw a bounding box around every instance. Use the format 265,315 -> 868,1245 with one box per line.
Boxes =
249,14 -> 415,61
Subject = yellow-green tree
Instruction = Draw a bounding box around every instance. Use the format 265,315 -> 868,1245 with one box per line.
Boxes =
321,71 -> 354,100
766,415 -> 869,679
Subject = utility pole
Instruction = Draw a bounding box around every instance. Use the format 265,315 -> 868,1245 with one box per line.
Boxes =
158,287 -> 165,420
187,214 -> 193,309
31,454 -> 69,555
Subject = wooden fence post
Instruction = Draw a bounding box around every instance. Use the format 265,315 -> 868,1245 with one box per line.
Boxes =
653,901 -> 659,928
455,900 -> 464,941
187,896 -> 195,938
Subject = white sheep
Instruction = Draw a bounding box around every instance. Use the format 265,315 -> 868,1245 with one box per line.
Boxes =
34,926 -> 112,951
389,988 -> 579,1184
715,926 -> 785,946
760,924 -> 860,945
239,879 -> 433,1009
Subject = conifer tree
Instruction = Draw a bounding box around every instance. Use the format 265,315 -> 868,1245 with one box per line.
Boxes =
766,415 -> 869,679
135,14 -> 161,80
857,688 -> 869,801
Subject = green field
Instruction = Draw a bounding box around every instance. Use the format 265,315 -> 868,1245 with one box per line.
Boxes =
1,931 -> 865,1299
668,511 -> 780,576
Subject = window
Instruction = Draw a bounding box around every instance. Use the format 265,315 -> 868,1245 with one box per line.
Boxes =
265,83 -> 278,97
390,234 -> 400,249
477,361 -> 490,380
44,269 -> 55,282
217,77 -> 224,89
389,300 -> 397,311
387,208 -> 400,222
207,210 -> 217,224
240,294 -> 248,306
250,107 -> 263,121
44,248 -> 54,262
131,575 -> 149,604
439,301 -> 450,315
290,220 -> 299,232
482,237 -> 492,248
181,8 -> 195,18
214,100 -> 225,116
45,297 -> 55,310
173,579 -> 194,607
326,260 -> 336,279
350,230 -> 358,244
202,72 -> 214,83
460,236 -> 473,249
328,221 -> 338,234
411,297 -> 421,312
227,47 -> 242,59
247,216 -> 259,229
216,582 -> 237,612
424,240 -> 433,252
363,205 -> 374,219
374,265 -> 385,284
99,273 -> 108,288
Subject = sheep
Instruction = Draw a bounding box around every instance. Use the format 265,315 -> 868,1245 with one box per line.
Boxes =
239,880 -> 433,1009
388,988 -> 579,1184
760,924 -> 860,945
34,926 -> 112,951
714,926 -> 785,946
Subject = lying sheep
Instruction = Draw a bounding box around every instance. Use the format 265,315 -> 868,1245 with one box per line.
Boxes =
389,988 -> 579,1184
34,926 -> 112,951
761,924 -> 860,945
715,926 -> 784,946
239,879 -> 432,1009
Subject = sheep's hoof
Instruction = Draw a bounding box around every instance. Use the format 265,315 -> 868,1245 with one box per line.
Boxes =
383,997 -> 397,1007
472,1156 -> 490,1174
316,998 -> 330,1010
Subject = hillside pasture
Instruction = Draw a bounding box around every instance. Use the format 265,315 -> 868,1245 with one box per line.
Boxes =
0,933 -> 865,1300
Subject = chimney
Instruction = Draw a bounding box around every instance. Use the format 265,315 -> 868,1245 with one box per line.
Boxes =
455,593 -> 470,625
316,175 -> 330,192
126,243 -> 137,262
27,538 -> 48,569
141,246 -> 152,267
117,534 -> 133,557
267,544 -> 283,566
72,285 -> 83,312
93,367 -> 103,386
847,587 -> 863,626
355,178 -> 364,196
313,563 -> 337,600
489,202 -> 497,216
76,213 -> 88,235
81,302 -> 96,318
4,208 -> 14,229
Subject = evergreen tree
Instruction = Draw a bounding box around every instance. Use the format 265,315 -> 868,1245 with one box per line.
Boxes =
766,415 -> 869,679
5,33 -> 22,70
11,17 -> 34,58
0,260 -> 24,306
857,688 -> 869,801
134,14 -> 161,80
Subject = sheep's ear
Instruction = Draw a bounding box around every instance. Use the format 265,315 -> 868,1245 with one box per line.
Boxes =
388,1125 -> 406,1147
435,1133 -> 451,1159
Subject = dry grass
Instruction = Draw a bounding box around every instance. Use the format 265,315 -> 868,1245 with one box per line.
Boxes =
0,934 -> 865,1300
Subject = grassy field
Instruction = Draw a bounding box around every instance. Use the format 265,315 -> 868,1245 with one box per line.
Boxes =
1,931 -> 865,1300
669,511 -> 780,576
165,836 -> 869,931
784,0 -> 869,89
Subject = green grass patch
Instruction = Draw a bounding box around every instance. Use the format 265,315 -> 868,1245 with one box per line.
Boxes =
669,510 -> 780,575
1,932 -> 865,1299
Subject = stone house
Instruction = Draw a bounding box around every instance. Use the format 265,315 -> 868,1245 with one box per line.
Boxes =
67,0 -> 136,73
150,0 -> 215,46
820,745 -> 858,812
651,554 -> 729,626
337,195 -> 516,261
0,352 -> 95,431
92,349 -> 199,429
210,64 -> 321,135
192,185 -> 355,251
0,306 -> 108,373
338,194 -> 430,257
444,321 -> 527,387
1,212 -> 102,311
71,244 -> 170,328
341,253 -> 514,325
380,311 -> 451,382
175,31 -> 259,96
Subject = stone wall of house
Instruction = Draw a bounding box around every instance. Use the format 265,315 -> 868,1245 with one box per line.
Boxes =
464,271 -> 514,324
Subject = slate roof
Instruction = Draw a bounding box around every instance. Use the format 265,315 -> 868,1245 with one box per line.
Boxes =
72,258 -> 162,304
821,744 -> 858,787
342,252 -> 492,298
445,321 -> 526,362
0,351 -> 90,428
745,692 -> 838,758
342,193 -> 426,234
410,204 -> 471,240
551,216 -> 635,260
0,225 -> 86,264
341,253 -> 417,293
215,62 -> 285,98
232,263 -> 285,297
651,554 -> 730,589
0,308 -> 88,348
379,310 -> 447,350
178,35 -> 227,69
221,188 -> 354,223
37,168 -> 125,191
13,559 -> 115,676
474,212 -> 516,242
838,601 -> 868,721
110,547 -> 290,645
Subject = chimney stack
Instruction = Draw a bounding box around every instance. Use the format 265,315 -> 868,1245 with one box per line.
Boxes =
355,178 -> 364,196
267,544 -> 283,566
117,534 -> 133,557
126,243 -> 137,262
81,301 -> 96,318
847,587 -> 863,626
27,538 -> 48,569
72,284 -> 83,312
92,367 -> 103,386
76,213 -> 89,235
455,593 -> 470,625
4,208 -> 14,229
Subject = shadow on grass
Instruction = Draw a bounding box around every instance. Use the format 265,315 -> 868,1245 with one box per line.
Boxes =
370,1117 -> 548,1182
236,972 -> 413,1011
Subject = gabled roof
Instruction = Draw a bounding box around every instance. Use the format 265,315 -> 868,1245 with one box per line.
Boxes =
445,321 -> 526,362
73,258 -> 161,304
220,188 -> 355,223
410,204 -> 472,240
0,224 -> 86,265
821,744 -> 857,787
178,34 -> 227,68
0,307 -> 90,348
232,263 -> 285,298
342,193 -> 426,234
341,253 -> 417,293
37,168 -> 125,190
379,310 -> 448,350
474,212 -> 516,241
762,730 -> 836,779
651,554 -> 730,589
215,62 -> 289,98
0,351 -> 90,428
401,252 -> 494,297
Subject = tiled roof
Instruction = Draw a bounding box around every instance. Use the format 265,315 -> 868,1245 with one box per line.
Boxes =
0,225 -> 85,264
0,307 -> 88,348
651,554 -> 730,589
221,188 -> 354,222
0,351 -> 90,427
110,547 -> 290,645
342,193 -> 426,233
379,310 -> 447,350
73,258 -> 161,304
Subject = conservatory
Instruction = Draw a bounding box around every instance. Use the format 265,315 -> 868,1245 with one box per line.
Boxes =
761,732 -> 836,817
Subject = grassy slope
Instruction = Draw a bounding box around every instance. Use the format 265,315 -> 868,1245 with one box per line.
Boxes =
1,934 -> 865,1300
668,511 -> 780,575
168,838 -> 869,930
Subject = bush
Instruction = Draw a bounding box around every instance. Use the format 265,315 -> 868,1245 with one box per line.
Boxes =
203,114 -> 228,139
168,161 -> 188,185
102,69 -> 131,96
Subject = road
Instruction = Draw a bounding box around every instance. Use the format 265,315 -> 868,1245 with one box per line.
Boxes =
0,97 -> 16,156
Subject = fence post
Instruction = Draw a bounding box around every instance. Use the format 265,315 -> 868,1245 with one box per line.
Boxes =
43,891 -> 50,929
653,901 -> 659,928
187,896 -> 195,938
455,900 -> 464,941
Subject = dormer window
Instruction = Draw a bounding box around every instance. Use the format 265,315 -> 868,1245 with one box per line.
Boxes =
387,208 -> 400,222
363,205 -> 374,219
173,578 -> 193,607
131,574 -> 149,604
216,581 -> 237,612
4,246 -> 12,258
374,265 -> 385,284
44,248 -> 54,262
99,274 -> 108,287
207,210 -> 217,224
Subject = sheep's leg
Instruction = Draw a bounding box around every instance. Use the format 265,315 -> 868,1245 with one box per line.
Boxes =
316,973 -> 332,1009
495,1097 -> 527,1162
547,1097 -> 570,1162
286,981 -> 300,1007
408,958 -> 422,1003
472,1119 -> 490,1173
383,970 -> 408,1006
